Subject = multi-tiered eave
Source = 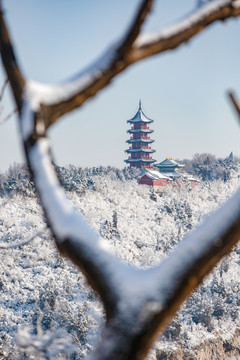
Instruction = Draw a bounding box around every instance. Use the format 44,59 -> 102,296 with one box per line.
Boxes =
125,102 -> 156,169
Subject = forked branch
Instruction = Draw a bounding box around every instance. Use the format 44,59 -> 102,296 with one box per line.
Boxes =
1,1 -> 240,360
4,0 -> 238,128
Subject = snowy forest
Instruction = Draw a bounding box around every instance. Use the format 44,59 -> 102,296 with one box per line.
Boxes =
0,156 -> 240,359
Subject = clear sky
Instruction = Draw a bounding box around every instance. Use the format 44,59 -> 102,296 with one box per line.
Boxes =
1,0 -> 240,171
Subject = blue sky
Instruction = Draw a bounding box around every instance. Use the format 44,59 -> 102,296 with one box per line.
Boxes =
1,0 -> 240,171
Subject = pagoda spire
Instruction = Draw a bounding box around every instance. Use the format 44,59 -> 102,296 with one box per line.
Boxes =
125,102 -> 156,169
139,99 -> 142,110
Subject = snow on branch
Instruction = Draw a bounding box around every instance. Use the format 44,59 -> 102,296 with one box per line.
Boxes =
28,0 -> 154,128
22,104 -> 133,319
2,1 -> 240,127
132,0 -> 240,61
145,187 -> 240,325
20,0 -> 240,127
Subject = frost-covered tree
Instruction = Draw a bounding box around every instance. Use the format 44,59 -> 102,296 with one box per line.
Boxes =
180,153 -> 240,182
1,1 -> 240,359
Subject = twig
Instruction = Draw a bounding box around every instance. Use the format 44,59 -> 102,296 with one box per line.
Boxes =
0,226 -> 47,249
0,108 -> 17,125
228,90 -> 240,123
0,77 -> 8,101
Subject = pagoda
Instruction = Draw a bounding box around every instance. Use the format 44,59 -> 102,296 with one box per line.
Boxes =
125,101 -> 156,168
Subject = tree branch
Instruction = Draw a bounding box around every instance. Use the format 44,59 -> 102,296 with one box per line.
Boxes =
34,0 -> 154,128
1,1 -> 240,359
132,0 -> 240,61
0,77 -> 8,101
37,0 -> 240,127
0,107 -> 17,124
0,226 -> 46,249
0,3 -> 25,112
228,90 -> 240,122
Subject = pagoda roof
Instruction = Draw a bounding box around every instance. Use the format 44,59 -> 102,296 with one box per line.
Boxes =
154,158 -> 184,169
159,171 -> 182,178
141,169 -> 171,181
125,158 -> 156,163
127,128 -> 153,134
127,138 -> 154,144
126,148 -> 155,154
127,102 -> 154,124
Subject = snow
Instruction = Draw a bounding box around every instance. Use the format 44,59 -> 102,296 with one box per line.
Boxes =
233,0 -> 240,8
20,99 -> 35,141
149,186 -> 240,302
143,169 -> 171,180
135,0 -> 239,48
0,167 -> 240,358
29,138 -> 109,251
20,41 -> 118,112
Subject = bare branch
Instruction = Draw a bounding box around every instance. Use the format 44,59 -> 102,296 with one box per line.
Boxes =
0,4 -> 25,111
228,90 -> 240,122
0,226 -> 47,249
0,77 -> 8,101
37,0 -> 153,128
0,107 -> 17,124
38,0 -> 240,127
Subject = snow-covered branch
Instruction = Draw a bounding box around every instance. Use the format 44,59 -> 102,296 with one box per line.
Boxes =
11,0 -> 240,127
1,1 -> 240,359
132,0 -> 240,61
27,0 -> 154,128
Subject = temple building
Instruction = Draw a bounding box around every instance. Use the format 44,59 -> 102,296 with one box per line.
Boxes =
125,101 -> 156,169
154,158 -> 184,179
139,158 -> 199,188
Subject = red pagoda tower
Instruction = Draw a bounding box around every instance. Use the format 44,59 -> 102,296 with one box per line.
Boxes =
125,101 -> 156,168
